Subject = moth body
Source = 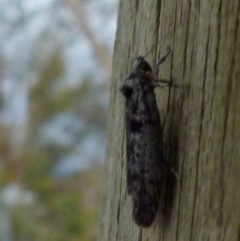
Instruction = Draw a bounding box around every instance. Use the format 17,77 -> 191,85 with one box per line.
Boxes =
120,50 -> 171,227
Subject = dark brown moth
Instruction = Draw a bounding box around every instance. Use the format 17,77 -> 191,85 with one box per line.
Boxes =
120,47 -> 172,228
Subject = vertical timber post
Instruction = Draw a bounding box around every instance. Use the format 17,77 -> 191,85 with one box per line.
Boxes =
98,0 -> 240,240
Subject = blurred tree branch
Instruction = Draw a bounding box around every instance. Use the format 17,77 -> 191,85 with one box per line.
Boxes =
64,0 -> 112,79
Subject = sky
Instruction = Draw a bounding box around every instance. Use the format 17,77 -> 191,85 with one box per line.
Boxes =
0,0 -> 118,175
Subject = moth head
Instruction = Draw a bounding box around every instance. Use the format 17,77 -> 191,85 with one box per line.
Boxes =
132,56 -> 152,75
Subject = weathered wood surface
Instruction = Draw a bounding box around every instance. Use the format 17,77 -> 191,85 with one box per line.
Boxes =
98,0 -> 240,240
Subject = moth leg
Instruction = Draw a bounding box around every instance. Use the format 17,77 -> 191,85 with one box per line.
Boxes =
154,46 -> 171,78
157,79 -> 172,88
155,78 -> 180,88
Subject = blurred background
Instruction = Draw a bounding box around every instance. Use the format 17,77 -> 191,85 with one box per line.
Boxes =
0,0 -> 117,240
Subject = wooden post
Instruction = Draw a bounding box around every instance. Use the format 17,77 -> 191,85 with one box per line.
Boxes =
98,0 -> 240,240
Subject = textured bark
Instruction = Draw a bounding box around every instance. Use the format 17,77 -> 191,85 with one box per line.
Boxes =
98,0 -> 240,240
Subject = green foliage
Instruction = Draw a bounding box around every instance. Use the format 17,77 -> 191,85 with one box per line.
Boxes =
21,148 -> 55,195
0,125 -> 11,186
29,49 -> 106,145
30,50 -> 65,125
8,141 -> 104,241
1,48 -> 106,240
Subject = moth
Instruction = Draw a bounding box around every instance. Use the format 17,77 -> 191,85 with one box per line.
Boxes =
120,47 -> 173,228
